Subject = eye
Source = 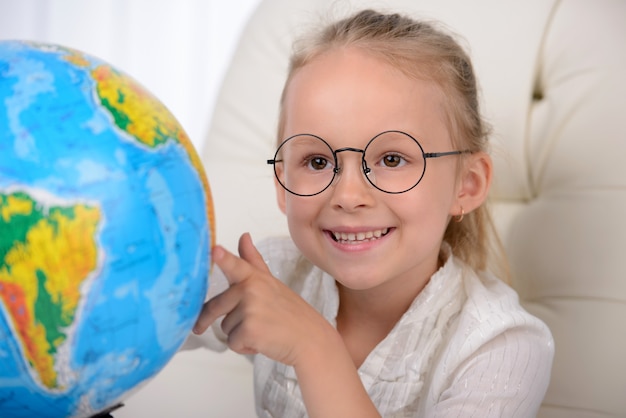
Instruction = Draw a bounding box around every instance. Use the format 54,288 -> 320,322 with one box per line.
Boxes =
306,156 -> 331,171
381,153 -> 406,168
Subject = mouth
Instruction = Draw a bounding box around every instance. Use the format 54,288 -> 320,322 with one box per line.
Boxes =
329,228 -> 391,244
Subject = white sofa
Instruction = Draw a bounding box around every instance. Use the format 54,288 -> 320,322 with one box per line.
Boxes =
119,1 -> 626,417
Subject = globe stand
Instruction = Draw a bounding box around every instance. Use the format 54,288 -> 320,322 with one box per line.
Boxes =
90,403 -> 124,418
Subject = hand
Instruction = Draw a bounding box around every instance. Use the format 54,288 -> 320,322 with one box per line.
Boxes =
193,233 -> 333,366
194,233 -> 381,417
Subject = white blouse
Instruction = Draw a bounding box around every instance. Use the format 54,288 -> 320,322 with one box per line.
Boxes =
192,236 -> 554,418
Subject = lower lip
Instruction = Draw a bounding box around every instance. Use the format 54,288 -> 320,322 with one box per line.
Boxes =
325,229 -> 393,252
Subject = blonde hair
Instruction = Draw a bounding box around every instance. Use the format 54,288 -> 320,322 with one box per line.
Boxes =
278,9 -> 508,278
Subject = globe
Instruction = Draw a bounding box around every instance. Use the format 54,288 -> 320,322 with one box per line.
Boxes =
0,40 -> 214,417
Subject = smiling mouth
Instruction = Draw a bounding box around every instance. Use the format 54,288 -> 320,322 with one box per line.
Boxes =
330,228 -> 390,244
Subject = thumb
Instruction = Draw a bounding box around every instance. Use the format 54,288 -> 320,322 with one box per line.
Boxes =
237,233 -> 270,273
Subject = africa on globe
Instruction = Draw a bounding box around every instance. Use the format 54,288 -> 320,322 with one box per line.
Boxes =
0,40 -> 214,417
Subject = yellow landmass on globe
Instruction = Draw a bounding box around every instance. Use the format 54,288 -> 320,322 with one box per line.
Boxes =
92,65 -> 186,149
62,50 -> 91,68
0,192 -> 101,390
1,193 -> 33,220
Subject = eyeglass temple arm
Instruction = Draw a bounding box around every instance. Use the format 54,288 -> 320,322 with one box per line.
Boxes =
424,150 -> 472,159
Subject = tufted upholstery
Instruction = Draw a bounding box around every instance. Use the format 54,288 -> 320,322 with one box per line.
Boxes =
198,0 -> 626,417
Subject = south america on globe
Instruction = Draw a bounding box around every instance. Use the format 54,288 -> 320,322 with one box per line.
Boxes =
0,40 -> 214,417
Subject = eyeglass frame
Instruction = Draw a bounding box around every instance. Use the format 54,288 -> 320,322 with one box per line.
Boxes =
267,130 -> 472,197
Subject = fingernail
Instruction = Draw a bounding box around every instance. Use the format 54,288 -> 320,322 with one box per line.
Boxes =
212,245 -> 225,261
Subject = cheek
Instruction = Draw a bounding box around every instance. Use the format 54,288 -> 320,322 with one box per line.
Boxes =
398,172 -> 458,227
284,197 -> 318,238
284,197 -> 327,265
423,162 -> 460,207
392,193 -> 452,255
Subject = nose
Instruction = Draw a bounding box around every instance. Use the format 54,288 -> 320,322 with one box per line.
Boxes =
328,152 -> 375,211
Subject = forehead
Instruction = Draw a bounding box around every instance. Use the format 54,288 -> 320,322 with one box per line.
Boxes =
282,47 -> 450,147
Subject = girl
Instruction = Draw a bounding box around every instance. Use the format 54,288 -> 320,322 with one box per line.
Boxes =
193,9 -> 553,417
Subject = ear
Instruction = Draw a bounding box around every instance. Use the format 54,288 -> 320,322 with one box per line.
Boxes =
452,151 -> 492,216
274,171 -> 287,215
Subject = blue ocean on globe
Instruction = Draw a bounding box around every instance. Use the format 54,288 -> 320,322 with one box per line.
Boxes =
0,40 -> 213,417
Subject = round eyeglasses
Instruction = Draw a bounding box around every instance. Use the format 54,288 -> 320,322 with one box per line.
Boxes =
267,130 -> 471,196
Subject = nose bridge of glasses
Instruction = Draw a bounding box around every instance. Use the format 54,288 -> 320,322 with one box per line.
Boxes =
331,147 -> 376,195
333,147 -> 370,175
334,147 -> 365,158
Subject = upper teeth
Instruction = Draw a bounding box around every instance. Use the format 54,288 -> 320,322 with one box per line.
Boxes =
332,228 -> 389,242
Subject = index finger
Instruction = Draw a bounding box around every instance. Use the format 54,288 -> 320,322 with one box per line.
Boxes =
238,233 -> 270,274
212,244 -> 256,286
